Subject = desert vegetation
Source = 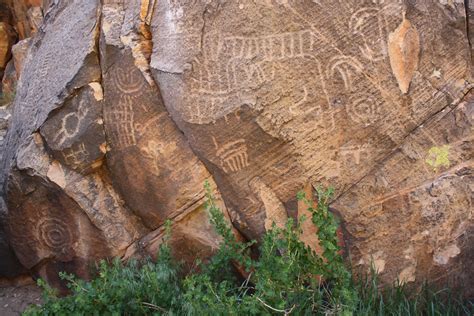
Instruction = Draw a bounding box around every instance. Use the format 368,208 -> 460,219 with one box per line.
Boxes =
24,183 -> 473,315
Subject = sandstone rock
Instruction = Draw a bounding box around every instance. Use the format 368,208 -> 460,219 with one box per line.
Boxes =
0,0 -> 472,295
0,0 -> 106,284
333,92 -> 473,293
0,22 -> 16,72
9,0 -> 44,39
99,0 -> 241,267
26,6 -> 42,35
40,84 -> 105,174
151,1 -> 470,237
1,59 -> 16,94
11,38 -> 31,78
0,0 -> 240,287
6,170 -> 111,272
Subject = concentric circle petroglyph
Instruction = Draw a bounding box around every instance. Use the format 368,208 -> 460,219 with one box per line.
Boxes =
37,218 -> 73,251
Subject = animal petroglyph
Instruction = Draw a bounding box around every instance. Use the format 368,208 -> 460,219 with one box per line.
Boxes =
141,140 -> 165,176
214,137 -> 249,173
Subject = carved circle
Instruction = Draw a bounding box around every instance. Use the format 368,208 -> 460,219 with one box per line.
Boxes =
37,218 -> 72,251
346,95 -> 380,126
64,112 -> 80,136
103,223 -> 127,244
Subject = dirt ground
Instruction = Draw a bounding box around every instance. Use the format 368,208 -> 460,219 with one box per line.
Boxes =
0,285 -> 42,315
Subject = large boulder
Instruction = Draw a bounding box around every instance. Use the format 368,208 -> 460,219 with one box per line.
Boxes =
0,0 -> 472,294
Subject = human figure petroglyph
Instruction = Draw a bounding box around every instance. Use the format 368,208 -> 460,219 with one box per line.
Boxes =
53,100 -> 90,147
213,137 -> 249,173
140,140 -> 164,176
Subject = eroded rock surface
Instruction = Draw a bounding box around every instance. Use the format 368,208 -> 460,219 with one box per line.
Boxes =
0,0 -> 472,294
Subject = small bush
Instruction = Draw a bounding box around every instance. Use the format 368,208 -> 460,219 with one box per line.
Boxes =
24,183 -> 473,315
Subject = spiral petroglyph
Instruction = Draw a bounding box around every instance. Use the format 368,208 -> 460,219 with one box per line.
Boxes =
37,217 -> 73,251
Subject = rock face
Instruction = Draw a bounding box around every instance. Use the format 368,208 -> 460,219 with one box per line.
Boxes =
0,0 -> 473,295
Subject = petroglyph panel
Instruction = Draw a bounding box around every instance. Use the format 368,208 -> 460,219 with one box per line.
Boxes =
151,0 -> 472,249
40,85 -> 105,174
6,171 -> 110,270
103,48 -> 214,229
1,0 -> 473,294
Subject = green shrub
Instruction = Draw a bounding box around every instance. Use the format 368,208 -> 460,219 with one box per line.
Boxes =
24,183 -> 473,315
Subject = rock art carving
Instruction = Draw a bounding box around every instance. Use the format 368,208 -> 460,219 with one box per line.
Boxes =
346,92 -> 382,126
105,95 -> 137,148
326,56 -> 364,91
350,7 -> 389,62
213,137 -> 250,174
53,103 -> 90,147
186,29 -> 330,124
36,217 -> 73,252
113,67 -> 147,95
0,0 -> 472,296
